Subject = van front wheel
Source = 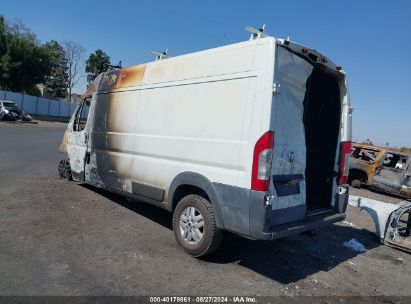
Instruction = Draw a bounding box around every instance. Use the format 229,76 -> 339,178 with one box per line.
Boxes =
172,194 -> 223,257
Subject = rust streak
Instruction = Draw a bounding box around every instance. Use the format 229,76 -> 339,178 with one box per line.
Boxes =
114,64 -> 147,89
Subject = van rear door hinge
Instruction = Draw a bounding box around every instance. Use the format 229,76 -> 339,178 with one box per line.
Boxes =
273,83 -> 280,95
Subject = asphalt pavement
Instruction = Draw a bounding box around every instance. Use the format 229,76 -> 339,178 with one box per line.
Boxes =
0,122 -> 410,296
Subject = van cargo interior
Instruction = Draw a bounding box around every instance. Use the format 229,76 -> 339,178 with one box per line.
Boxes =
303,67 -> 342,212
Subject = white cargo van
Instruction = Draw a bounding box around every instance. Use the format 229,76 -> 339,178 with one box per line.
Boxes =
59,33 -> 352,257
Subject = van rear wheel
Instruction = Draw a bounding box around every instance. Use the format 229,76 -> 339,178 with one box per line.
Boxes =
172,194 -> 223,257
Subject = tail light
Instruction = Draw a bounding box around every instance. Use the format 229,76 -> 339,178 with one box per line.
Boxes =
339,141 -> 352,185
251,131 -> 274,191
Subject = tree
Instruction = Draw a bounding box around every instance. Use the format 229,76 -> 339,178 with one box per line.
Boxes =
0,16 -> 7,58
43,40 -> 68,99
85,49 -> 110,83
0,16 -> 51,92
62,40 -> 85,102
0,16 -> 89,98
8,18 -> 37,41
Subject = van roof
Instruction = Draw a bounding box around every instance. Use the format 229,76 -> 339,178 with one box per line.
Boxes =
85,36 -> 344,97
86,37 -> 276,96
275,38 -> 344,74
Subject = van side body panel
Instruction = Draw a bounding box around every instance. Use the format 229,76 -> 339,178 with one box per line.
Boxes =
88,39 -> 275,203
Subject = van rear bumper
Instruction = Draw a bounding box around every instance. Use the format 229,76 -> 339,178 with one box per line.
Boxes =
211,182 -> 348,241
252,211 -> 346,240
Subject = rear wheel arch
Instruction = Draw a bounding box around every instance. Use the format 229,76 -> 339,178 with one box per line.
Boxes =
172,185 -> 210,210
349,168 -> 369,183
167,172 -> 224,229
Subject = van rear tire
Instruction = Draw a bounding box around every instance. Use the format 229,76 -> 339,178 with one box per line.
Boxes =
172,194 -> 223,257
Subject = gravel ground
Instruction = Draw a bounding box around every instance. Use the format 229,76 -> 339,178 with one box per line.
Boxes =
0,122 -> 410,296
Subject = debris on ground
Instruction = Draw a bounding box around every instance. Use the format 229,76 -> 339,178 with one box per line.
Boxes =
343,239 -> 367,252
349,195 -> 411,253
342,221 -> 357,228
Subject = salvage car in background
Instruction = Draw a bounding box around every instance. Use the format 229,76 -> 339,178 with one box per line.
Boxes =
349,143 -> 386,188
349,143 -> 411,198
0,100 -> 32,121
372,151 -> 411,198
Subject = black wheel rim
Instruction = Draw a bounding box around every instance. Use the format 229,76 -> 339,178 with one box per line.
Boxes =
58,159 -> 71,179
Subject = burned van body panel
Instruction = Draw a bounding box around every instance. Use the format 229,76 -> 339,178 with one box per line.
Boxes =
59,35 -> 352,254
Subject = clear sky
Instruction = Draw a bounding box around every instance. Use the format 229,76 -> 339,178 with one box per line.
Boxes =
1,0 -> 410,146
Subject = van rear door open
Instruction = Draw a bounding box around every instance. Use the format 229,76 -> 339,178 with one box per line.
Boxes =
268,46 -> 313,225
